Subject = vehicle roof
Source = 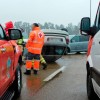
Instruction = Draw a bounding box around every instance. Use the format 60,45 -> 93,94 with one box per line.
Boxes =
42,29 -> 69,35
69,34 -> 89,40
69,35 -> 75,40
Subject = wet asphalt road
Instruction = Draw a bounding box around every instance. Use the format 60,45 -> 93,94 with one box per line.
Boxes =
17,53 -> 88,100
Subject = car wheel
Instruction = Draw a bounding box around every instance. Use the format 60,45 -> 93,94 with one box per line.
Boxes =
64,48 -> 69,55
13,64 -> 22,98
76,52 -> 80,54
87,73 -> 99,100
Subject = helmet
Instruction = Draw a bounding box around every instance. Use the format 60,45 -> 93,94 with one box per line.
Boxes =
5,21 -> 14,31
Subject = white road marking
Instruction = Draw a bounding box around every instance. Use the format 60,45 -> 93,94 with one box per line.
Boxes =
43,66 -> 66,82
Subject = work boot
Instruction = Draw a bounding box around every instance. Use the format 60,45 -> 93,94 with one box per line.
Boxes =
24,70 -> 31,75
42,63 -> 47,70
34,70 -> 38,75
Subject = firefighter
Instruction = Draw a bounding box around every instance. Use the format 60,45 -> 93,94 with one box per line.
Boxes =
17,38 -> 24,55
24,53 -> 47,70
5,21 -> 14,34
40,55 -> 47,70
24,23 -> 45,75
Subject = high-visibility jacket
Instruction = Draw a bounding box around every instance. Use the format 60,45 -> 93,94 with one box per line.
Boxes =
26,27 -> 44,54
17,38 -> 23,45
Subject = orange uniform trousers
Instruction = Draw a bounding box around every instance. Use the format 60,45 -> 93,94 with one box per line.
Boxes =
26,52 -> 40,70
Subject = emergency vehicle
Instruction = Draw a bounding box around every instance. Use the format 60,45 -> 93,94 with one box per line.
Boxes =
0,25 -> 22,99
80,2 -> 100,100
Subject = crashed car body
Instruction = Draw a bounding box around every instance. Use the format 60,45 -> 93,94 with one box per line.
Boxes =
42,29 -> 68,62
23,29 -> 68,62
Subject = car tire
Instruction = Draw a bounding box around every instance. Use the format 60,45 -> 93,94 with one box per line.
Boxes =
13,64 -> 22,98
87,73 -> 99,100
76,52 -> 80,54
64,47 -> 69,55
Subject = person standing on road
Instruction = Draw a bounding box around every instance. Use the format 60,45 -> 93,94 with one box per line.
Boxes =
17,28 -> 25,55
40,55 -> 47,70
24,23 -> 45,75
24,52 -> 47,70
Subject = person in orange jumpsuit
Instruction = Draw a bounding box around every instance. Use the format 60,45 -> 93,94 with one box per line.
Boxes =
24,23 -> 45,75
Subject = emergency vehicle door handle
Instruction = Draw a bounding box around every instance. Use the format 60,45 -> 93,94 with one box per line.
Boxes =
1,48 -> 6,52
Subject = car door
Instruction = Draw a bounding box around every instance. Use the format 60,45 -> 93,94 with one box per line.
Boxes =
0,40 -> 4,96
81,36 -> 89,51
78,36 -> 89,52
69,36 -> 79,52
0,26 -> 14,96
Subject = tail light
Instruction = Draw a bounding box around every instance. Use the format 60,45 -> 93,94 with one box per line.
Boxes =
66,36 -> 69,44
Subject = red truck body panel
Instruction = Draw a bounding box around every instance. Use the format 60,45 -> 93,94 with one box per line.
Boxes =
0,26 -> 22,97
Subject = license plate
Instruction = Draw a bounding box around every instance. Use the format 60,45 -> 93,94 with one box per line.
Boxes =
48,38 -> 63,42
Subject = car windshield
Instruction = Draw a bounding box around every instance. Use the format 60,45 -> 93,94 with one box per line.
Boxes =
0,26 -> 4,39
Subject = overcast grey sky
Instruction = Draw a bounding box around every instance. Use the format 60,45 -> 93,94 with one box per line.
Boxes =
0,0 -> 99,26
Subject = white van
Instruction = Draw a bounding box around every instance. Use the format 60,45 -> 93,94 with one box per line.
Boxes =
80,2 -> 100,100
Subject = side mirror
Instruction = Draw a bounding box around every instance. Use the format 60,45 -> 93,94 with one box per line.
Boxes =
80,17 -> 90,35
8,29 -> 22,40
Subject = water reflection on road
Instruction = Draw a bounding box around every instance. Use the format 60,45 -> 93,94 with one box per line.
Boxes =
18,53 -> 87,100
17,62 -> 61,100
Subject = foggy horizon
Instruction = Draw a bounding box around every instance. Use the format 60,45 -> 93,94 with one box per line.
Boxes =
0,0 -> 99,26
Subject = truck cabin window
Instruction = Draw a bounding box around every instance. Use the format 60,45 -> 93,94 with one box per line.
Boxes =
0,27 -> 4,39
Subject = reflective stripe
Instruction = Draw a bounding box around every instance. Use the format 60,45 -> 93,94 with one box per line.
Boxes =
34,59 -> 40,61
34,68 -> 39,71
33,41 -> 37,43
26,60 -> 33,61
28,47 -> 41,50
27,68 -> 31,70
32,41 -> 42,44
